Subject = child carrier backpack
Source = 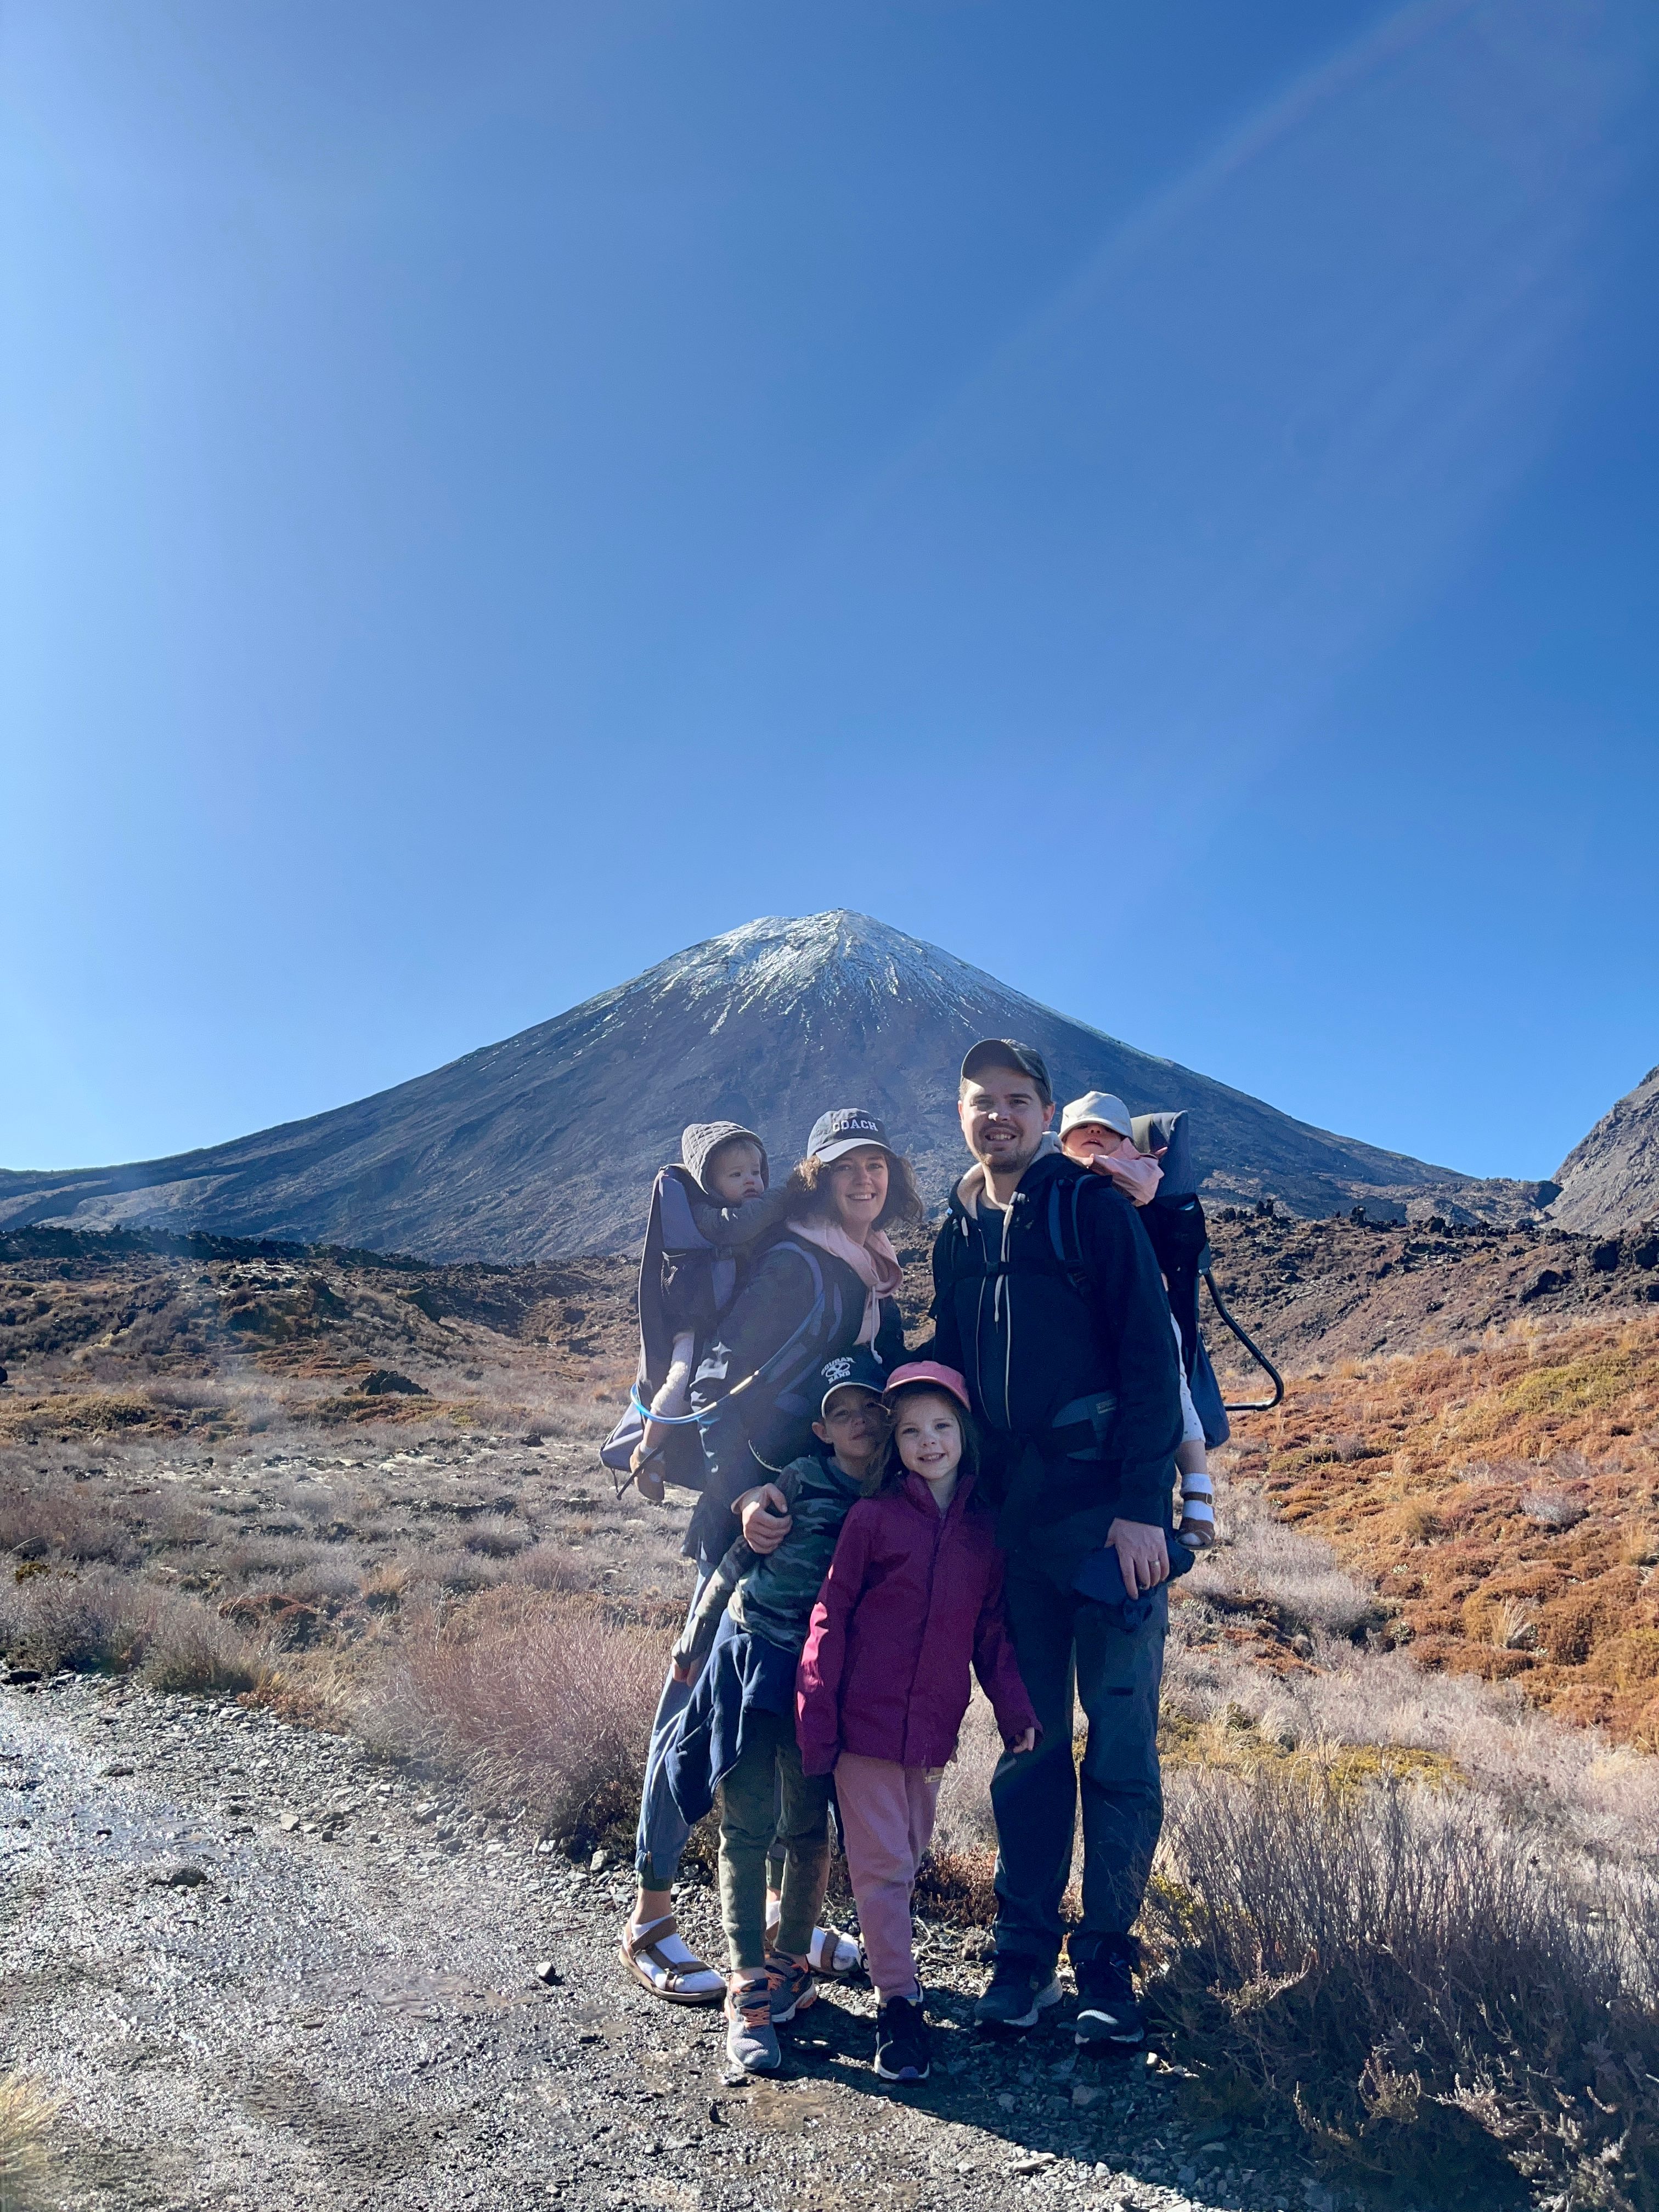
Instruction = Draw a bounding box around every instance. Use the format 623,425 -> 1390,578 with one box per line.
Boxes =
600,1165 -> 744,1493
1130,1110 -> 1282,1443
601,1216 -> 853,1496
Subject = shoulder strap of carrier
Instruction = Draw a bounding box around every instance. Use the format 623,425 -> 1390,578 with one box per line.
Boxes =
950,1171 -> 1096,1302
697,1237 -> 837,1432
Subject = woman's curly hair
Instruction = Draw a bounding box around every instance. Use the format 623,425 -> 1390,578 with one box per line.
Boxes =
783,1147 -> 926,1232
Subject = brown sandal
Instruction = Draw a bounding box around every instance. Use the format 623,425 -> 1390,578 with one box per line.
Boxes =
618,1912 -> 723,2004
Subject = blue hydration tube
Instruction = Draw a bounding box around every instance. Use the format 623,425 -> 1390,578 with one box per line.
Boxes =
628,1383 -> 714,1427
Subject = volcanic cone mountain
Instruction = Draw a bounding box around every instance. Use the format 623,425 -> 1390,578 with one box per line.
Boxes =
0,913 -> 1537,1260
1550,1063 -> 1659,1234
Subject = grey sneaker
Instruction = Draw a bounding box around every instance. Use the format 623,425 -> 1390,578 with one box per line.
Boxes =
974,1954 -> 1062,2032
764,1951 -> 818,2023
724,1972 -> 781,2073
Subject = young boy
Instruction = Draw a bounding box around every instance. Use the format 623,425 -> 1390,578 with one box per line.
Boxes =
663,1351 -> 891,2076
1058,1092 -> 1216,1548
631,1122 -> 777,1502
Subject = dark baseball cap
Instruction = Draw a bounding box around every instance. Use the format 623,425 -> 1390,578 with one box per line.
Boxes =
806,1107 -> 894,1163
815,1346 -> 887,1414
960,1039 -> 1053,1103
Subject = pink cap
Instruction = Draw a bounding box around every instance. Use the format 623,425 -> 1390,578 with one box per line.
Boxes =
883,1360 -> 972,1414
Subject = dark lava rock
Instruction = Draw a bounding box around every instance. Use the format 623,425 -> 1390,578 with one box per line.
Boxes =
358,1370 -> 427,1397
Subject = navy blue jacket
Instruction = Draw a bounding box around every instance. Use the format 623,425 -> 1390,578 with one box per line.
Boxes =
929,1150 -> 1182,1549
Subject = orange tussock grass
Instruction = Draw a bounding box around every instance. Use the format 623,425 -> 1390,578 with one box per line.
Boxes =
1229,1310 -> 1659,1743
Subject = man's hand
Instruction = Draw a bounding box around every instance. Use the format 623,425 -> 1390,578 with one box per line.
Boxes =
1006,1726 -> 1037,1754
735,1483 -> 793,1554
1106,1516 -> 1170,1598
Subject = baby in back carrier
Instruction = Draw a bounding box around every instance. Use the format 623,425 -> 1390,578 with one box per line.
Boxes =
630,1121 -> 780,1502
1057,1092 -> 1216,1547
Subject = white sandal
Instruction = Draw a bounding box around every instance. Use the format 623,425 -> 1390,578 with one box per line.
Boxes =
619,1912 -> 724,2004
765,1897 -> 862,1977
1178,1472 -> 1216,1548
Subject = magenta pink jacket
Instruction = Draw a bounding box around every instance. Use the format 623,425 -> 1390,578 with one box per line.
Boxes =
795,1469 -> 1038,1777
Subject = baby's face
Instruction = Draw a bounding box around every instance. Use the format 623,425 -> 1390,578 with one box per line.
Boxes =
1062,1121 -> 1129,1166
707,1142 -> 766,1204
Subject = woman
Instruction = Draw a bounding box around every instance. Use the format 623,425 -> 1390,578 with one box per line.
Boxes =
620,1105 -> 923,2007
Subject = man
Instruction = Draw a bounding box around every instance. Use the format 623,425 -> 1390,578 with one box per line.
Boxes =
930,1040 -> 1184,2044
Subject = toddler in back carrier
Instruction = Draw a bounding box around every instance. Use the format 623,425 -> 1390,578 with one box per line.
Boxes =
630,1121 -> 778,1502
1057,1092 -> 1216,1548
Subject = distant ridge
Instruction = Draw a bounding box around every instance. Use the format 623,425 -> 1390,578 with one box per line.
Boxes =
0,912 -> 1544,1260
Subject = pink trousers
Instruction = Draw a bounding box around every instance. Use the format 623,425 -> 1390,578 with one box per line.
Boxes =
834,1752 -> 941,2003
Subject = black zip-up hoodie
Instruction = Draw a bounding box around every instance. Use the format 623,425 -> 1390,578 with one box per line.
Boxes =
929,1148 -> 1182,1547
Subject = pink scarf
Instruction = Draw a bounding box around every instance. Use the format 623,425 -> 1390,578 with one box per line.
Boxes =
788,1218 -> 903,1346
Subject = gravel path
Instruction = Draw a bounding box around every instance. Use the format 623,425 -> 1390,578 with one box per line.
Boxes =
2,1675 -> 1328,2212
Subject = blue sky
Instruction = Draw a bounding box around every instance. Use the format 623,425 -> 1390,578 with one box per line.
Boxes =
4,0 -> 1656,1183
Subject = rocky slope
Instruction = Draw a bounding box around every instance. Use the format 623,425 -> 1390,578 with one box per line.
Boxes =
9,1210 -> 1655,1446
0,913 -> 1544,1261
1551,1063 -> 1659,1233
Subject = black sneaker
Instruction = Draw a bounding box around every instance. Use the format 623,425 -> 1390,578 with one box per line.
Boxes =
974,1954 -> 1063,2033
874,1993 -> 932,2081
1073,1943 -> 1144,2046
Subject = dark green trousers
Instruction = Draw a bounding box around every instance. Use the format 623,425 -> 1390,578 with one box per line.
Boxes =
717,1708 -> 832,1972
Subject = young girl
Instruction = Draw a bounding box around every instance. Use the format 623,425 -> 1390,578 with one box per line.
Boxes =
797,1362 -> 1037,2084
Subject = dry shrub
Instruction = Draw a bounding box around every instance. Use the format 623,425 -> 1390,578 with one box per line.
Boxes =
461,1512 -> 529,1557
388,1585 -> 662,1844
137,1595 -> 268,1694
0,1566 -> 145,1672
1187,1483 -> 1378,1640
1149,1767 -> 1659,2208
932,1690 -> 1003,1862
219,1535 -> 322,1579
410,1547 -> 507,1595
270,1553 -> 364,1605
0,1566 -> 266,1692
511,1542 -> 592,1593
0,2072 -> 63,2209
0,1479 -> 138,1566
142,1378 -> 230,1413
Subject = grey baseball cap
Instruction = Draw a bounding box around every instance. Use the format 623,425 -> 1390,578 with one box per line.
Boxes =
1059,1090 -> 1134,1140
960,1038 -> 1053,1104
805,1107 -> 893,1163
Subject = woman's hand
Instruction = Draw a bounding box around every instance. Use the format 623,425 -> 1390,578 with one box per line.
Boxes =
735,1483 -> 793,1553
1007,1726 -> 1037,1754
670,1653 -> 695,1684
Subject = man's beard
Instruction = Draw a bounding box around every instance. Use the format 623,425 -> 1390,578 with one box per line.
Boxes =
973,1129 -> 1043,1181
